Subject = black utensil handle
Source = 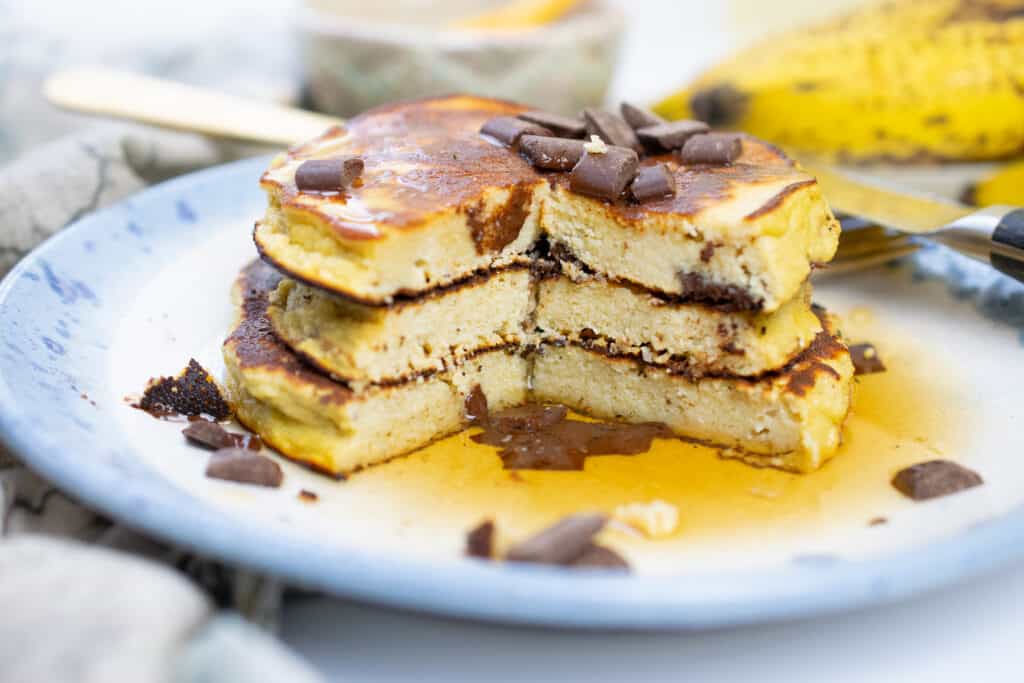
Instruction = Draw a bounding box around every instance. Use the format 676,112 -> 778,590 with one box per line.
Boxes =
990,209 -> 1024,283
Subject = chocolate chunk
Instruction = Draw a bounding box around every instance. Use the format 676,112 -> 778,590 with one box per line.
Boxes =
582,108 -> 642,153
620,101 -> 665,130
630,163 -> 676,202
294,157 -> 364,192
506,513 -> 607,565
465,384 -> 489,424
569,146 -> 639,201
182,420 -> 235,450
205,449 -> 283,488
636,120 -> 710,151
519,135 -> 584,171
570,543 -> 630,570
136,359 -> 231,420
849,343 -> 886,375
679,133 -> 742,165
480,116 -> 552,147
466,519 -> 495,559
487,404 -> 568,433
891,460 -> 983,501
699,242 -> 716,263
298,489 -> 319,502
517,111 -> 586,138
677,272 -> 760,311
868,516 -> 888,526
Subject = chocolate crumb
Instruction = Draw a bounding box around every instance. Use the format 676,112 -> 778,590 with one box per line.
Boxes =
891,460 -> 983,501
849,343 -> 886,375
506,513 -> 607,565
679,133 -> 742,165
206,449 -> 283,488
295,157 -> 364,193
298,489 -> 319,502
136,359 -> 231,420
570,543 -> 630,571
517,111 -> 586,138
700,242 -> 716,263
620,101 -> 665,130
182,421 -> 235,450
480,116 -> 552,147
466,519 -> 496,558
868,516 -> 888,526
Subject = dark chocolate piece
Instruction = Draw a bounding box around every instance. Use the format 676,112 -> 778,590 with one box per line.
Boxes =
298,489 -> 319,502
891,460 -> 983,501
294,157 -> 364,193
620,101 -> 665,130
630,163 -> 676,202
868,516 -> 888,526
849,343 -> 886,375
466,519 -> 496,559
206,448 -> 283,488
487,404 -> 568,433
517,111 -> 586,138
506,514 -> 607,565
465,384 -> 489,424
480,116 -> 552,147
677,272 -> 761,311
519,135 -> 584,171
570,543 -> 630,570
182,420 -> 235,450
582,108 -> 642,153
569,146 -> 639,201
636,120 -> 710,151
679,133 -> 742,165
136,359 -> 231,420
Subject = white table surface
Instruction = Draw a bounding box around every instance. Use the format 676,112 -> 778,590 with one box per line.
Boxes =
280,3 -> 1024,680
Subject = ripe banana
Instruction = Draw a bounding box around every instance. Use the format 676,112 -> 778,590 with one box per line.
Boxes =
964,158 -> 1024,204
653,0 -> 1024,163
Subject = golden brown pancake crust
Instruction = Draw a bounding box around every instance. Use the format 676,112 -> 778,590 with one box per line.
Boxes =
260,96 -> 816,241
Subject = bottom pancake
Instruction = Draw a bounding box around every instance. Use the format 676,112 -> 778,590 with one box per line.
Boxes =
224,262 -> 853,477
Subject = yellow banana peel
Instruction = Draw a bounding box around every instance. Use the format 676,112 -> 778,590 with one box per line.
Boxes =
653,0 -> 1024,163
453,0 -> 584,31
965,158 -> 1024,205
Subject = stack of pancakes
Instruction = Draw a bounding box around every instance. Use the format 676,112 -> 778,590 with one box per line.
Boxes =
224,95 -> 853,477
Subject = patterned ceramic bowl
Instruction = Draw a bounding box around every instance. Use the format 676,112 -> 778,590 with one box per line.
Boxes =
299,0 -> 625,117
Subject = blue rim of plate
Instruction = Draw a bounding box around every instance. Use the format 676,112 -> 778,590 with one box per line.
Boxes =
0,155 -> 1022,630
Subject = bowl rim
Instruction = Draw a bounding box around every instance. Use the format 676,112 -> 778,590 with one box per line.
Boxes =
296,0 -> 625,48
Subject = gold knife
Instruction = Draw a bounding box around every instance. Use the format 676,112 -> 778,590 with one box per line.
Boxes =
802,160 -> 1024,283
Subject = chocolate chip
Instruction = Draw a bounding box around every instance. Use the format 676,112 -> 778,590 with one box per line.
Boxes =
465,384 -> 489,424
891,460 -> 983,500
868,516 -> 888,526
480,116 -> 552,147
295,157 -> 364,192
136,359 -> 231,420
636,120 -> 710,151
517,111 -> 585,138
630,163 -> 675,202
582,108 -> 642,153
519,135 -> 584,171
570,543 -> 630,570
182,420 -> 235,450
849,343 -> 886,375
620,101 -> 664,130
679,133 -> 742,165
506,513 -> 607,565
466,519 -> 495,558
700,242 -> 716,263
205,448 -> 283,488
569,146 -> 639,201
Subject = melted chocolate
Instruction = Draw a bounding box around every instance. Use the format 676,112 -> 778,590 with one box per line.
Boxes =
467,397 -> 671,471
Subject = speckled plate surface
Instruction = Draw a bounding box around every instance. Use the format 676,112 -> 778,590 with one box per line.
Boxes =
1,156 -> 1023,629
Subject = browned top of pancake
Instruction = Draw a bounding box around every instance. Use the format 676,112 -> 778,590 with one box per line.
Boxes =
260,95 -> 816,242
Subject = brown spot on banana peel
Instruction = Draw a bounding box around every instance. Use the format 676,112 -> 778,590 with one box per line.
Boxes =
689,85 -> 749,127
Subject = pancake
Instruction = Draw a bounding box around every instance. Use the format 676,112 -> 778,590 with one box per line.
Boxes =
225,262 -> 852,476
256,95 -> 839,313
223,261 -> 529,476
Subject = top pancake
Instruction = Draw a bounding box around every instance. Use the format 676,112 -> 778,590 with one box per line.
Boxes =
256,95 -> 839,310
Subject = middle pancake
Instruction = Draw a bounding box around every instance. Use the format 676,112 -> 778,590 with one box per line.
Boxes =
267,261 -> 824,387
